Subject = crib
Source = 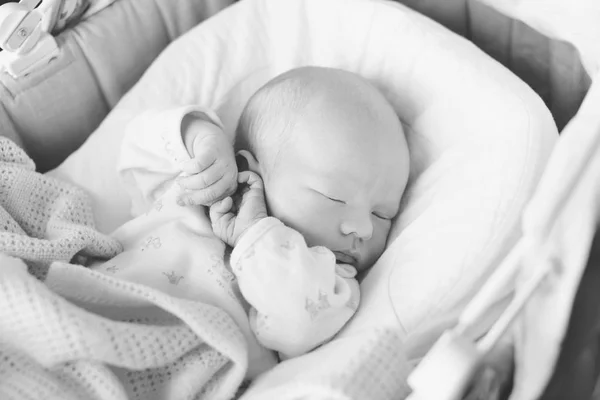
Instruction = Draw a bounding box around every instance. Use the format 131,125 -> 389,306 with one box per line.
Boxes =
0,0 -> 598,399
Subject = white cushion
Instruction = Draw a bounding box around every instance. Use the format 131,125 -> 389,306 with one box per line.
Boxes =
49,0 -> 557,339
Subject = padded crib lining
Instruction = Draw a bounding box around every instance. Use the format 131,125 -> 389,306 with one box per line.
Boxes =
396,0 -> 591,131
0,0 -> 234,172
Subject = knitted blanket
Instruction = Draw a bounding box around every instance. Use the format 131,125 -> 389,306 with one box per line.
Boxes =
0,137 -> 413,400
0,137 -> 248,400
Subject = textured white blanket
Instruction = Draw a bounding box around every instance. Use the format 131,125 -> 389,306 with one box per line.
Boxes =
0,137 -> 248,400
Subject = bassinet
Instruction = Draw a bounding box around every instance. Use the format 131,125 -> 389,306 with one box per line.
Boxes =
0,0 -> 598,399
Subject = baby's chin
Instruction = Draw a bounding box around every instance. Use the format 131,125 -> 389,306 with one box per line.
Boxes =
355,252 -> 382,273
346,260 -> 372,272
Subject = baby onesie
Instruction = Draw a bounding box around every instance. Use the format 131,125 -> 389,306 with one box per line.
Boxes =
93,106 -> 360,377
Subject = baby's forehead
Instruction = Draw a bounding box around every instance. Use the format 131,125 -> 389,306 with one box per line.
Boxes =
249,68 -> 404,158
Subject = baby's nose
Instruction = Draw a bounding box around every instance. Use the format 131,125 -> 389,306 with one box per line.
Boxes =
341,215 -> 373,240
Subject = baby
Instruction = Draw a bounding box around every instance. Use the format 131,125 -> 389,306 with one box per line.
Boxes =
97,66 -> 410,379
209,67 -> 409,272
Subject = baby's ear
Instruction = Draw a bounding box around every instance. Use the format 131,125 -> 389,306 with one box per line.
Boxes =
235,150 -> 261,175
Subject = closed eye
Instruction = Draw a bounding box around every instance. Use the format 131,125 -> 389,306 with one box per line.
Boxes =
372,212 -> 392,220
309,188 -> 347,204
325,195 -> 346,204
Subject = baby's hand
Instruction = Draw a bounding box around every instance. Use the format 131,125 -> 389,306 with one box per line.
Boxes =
176,118 -> 237,207
209,171 -> 268,247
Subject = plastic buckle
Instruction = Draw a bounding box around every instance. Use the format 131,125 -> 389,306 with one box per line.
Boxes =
0,1 -> 59,78
407,240 -> 554,400
407,330 -> 482,400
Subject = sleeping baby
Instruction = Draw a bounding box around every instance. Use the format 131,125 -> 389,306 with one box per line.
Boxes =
94,66 -> 410,379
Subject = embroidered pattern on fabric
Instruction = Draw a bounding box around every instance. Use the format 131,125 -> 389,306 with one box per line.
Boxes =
160,133 -> 181,163
141,236 -> 161,251
233,261 -> 243,274
163,271 -> 184,285
105,265 -> 119,274
211,255 -> 235,283
207,255 -> 239,302
235,247 -> 255,274
280,240 -> 294,250
347,299 -> 359,311
305,291 -> 331,320
313,246 -> 328,254
254,313 -> 268,335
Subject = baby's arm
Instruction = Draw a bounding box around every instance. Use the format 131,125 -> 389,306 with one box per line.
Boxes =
209,171 -> 360,358
118,107 -> 235,215
230,217 -> 360,359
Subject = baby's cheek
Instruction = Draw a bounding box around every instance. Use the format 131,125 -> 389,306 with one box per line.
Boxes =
371,225 -> 390,256
304,228 -> 340,251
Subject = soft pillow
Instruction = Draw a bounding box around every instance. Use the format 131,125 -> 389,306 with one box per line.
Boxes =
0,0 -> 232,171
49,0 -> 557,344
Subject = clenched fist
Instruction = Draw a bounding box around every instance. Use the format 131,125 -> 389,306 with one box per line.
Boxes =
209,171 -> 268,247
176,116 -> 238,206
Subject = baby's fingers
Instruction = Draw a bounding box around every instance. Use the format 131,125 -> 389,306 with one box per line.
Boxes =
178,163 -> 231,190
210,196 -> 233,217
181,152 -> 216,175
178,176 -> 237,207
237,171 -> 264,190
209,197 -> 236,243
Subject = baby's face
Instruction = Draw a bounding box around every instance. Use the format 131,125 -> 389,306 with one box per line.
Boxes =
260,94 -> 409,272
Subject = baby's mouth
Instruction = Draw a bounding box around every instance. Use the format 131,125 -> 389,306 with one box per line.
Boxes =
333,251 -> 358,265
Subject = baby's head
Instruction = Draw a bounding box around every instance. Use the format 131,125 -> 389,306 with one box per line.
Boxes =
236,66 -> 410,271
